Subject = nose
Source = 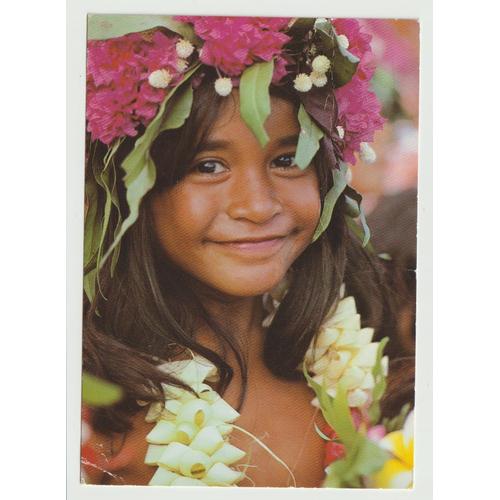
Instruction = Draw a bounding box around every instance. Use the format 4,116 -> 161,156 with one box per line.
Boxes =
226,168 -> 282,224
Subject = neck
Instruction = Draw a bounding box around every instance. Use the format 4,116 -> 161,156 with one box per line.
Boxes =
195,294 -> 266,360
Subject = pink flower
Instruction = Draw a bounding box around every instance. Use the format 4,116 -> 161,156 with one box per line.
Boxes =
336,76 -> 385,164
86,31 -> 183,145
333,18 -> 376,81
175,16 -> 291,81
367,424 -> 387,441
328,19 -> 385,164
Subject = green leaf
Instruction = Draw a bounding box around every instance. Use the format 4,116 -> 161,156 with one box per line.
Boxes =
287,17 -> 316,38
358,205 -> 371,247
325,437 -> 388,487
367,337 -> 389,424
382,403 -> 412,433
313,19 -> 360,88
343,185 -> 372,248
159,84 -> 194,133
82,372 -> 123,407
295,104 -> 324,170
303,364 -> 389,488
83,268 -> 97,304
87,14 -> 199,44
312,163 -> 348,242
239,60 -> 274,147
329,383 -> 359,450
83,176 -> 101,271
314,422 -> 335,442
302,364 -> 357,449
378,252 -> 392,261
344,194 -> 361,218
109,158 -> 123,277
100,65 -> 200,267
346,216 -> 376,254
302,364 -> 335,422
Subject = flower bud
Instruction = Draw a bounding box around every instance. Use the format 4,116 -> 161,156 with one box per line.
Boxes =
176,39 -> 195,58
214,77 -> 233,97
312,55 -> 331,74
148,69 -> 172,89
293,73 -> 313,92
311,71 -> 328,87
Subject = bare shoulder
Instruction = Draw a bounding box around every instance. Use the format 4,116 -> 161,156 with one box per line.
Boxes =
82,408 -> 155,485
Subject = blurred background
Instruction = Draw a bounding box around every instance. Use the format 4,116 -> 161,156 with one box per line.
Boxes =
354,19 -> 419,213
356,19 -> 419,361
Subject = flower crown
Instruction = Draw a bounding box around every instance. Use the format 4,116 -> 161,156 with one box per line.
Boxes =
84,15 -> 385,302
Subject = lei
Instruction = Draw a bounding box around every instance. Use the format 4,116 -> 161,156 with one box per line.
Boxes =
141,289 -> 414,488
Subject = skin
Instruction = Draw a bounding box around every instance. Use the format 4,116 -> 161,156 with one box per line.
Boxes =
151,91 -> 321,299
83,93 -> 328,487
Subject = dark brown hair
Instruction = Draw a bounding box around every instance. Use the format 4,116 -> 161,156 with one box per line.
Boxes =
83,77 -> 412,434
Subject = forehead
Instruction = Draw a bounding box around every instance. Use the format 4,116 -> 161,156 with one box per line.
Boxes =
207,92 -> 300,143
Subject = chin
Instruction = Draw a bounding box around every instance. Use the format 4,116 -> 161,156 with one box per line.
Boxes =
206,266 -> 288,298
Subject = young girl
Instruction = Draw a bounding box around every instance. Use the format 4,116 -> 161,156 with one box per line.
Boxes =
82,15 -> 415,488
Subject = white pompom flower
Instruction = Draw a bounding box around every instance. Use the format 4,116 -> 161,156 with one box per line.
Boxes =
359,142 -> 377,164
148,69 -> 172,89
144,355 -> 245,486
336,125 -> 345,139
336,34 -> 350,50
214,77 -> 233,97
294,73 -> 313,92
310,71 -> 328,88
303,295 -> 388,408
176,39 -> 195,58
311,55 -> 331,74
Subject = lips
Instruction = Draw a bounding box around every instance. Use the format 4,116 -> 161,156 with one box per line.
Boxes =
208,234 -> 289,256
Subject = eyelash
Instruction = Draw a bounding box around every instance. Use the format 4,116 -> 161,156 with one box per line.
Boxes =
191,153 -> 298,176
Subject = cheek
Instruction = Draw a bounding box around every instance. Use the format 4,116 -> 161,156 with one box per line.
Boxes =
151,186 -> 218,256
281,174 -> 321,234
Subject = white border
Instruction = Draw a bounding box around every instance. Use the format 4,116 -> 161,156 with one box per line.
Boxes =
67,1 -> 432,499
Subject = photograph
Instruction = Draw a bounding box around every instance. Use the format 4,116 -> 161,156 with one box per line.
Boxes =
77,10 -> 422,491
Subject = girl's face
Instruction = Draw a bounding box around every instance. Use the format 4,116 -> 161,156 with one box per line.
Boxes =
151,92 -> 321,297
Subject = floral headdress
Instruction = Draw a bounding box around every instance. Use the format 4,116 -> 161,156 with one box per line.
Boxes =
84,15 -> 385,301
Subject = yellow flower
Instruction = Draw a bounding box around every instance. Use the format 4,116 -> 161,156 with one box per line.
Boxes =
369,411 -> 414,488
304,295 -> 388,408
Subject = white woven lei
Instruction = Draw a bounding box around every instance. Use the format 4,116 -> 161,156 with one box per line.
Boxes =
144,285 -> 388,486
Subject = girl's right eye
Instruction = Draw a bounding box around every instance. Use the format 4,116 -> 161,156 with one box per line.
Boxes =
192,160 -> 227,175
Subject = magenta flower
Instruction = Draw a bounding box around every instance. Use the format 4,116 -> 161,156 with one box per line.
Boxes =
175,16 -> 291,81
336,76 -> 385,164
331,19 -> 385,164
333,18 -> 376,81
86,31 -> 183,145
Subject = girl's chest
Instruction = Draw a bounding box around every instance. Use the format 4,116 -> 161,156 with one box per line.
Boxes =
222,367 -> 328,487
90,369 -> 327,487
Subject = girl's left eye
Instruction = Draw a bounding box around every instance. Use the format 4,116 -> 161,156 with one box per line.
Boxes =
272,153 -> 297,169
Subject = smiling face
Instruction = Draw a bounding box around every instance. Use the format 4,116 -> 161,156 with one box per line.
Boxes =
151,91 -> 321,297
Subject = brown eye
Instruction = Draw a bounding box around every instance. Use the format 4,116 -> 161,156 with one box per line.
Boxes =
193,160 -> 227,174
272,153 -> 297,169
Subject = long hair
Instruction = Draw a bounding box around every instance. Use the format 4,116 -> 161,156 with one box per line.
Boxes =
83,78 -> 408,434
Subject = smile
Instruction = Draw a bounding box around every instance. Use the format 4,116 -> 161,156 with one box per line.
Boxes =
208,235 -> 288,257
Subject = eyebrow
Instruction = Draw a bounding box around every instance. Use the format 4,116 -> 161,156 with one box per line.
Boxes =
196,134 -> 300,153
